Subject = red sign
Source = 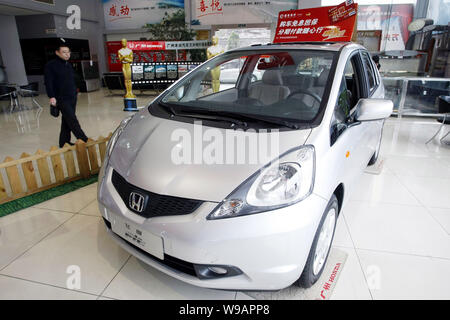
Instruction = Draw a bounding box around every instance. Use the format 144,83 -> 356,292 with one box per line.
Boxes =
106,41 -> 122,72
106,41 -> 185,72
329,1 -> 357,24
197,0 -> 223,18
127,41 -> 166,51
273,1 -> 358,43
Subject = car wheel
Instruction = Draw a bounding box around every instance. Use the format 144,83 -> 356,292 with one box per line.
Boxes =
297,194 -> 338,288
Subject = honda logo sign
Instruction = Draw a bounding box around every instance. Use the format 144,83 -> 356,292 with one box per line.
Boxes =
129,192 -> 146,213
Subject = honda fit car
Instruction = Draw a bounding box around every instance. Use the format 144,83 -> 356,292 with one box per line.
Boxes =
98,42 -> 393,290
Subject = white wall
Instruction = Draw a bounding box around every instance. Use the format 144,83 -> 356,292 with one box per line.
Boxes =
0,15 -> 27,85
297,0 -> 321,9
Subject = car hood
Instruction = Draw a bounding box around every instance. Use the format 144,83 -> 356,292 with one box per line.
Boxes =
109,109 -> 312,202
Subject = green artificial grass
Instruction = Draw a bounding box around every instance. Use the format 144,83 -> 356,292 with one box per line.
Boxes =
0,174 -> 98,218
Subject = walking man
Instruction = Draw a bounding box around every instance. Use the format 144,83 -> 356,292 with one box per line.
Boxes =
44,41 -> 88,147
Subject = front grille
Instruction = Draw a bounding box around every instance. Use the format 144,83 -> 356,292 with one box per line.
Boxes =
102,218 -> 197,277
111,170 -> 204,218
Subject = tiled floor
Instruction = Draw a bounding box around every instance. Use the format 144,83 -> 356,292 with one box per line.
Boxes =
0,89 -> 148,160
0,89 -> 449,299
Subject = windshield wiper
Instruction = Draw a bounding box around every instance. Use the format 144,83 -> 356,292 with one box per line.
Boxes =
159,102 -> 301,130
159,102 -> 248,128
213,110 -> 301,130
159,101 -> 177,116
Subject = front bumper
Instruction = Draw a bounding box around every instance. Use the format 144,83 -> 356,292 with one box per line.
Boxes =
98,166 -> 328,290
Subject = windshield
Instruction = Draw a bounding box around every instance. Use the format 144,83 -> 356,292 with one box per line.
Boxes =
155,49 -> 336,127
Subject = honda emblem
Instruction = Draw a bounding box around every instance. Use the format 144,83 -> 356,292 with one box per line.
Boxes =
129,192 -> 146,213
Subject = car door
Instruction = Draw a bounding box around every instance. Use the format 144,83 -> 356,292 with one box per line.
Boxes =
328,51 -> 371,199
360,49 -> 385,158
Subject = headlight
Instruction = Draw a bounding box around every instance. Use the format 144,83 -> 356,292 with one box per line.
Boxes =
106,116 -> 132,158
207,145 -> 315,220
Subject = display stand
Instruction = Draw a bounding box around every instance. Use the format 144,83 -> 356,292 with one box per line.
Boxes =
123,98 -> 138,112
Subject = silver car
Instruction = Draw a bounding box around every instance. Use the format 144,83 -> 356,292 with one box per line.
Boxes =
98,42 -> 393,290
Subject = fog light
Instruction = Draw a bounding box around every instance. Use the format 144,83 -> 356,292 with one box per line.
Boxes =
194,264 -> 243,280
208,267 -> 228,275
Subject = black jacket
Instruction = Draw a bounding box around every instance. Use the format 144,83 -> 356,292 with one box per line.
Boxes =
44,56 -> 77,100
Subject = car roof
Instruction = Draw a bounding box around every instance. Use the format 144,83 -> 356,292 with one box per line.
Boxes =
228,42 -> 362,53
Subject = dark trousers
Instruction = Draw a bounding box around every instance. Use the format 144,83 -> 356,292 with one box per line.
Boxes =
58,98 -> 88,148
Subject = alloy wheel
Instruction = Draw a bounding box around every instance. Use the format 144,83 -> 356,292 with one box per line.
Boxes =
313,207 -> 336,276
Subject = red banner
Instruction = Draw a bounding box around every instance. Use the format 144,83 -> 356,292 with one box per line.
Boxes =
127,41 -> 166,51
329,0 -> 357,24
273,1 -> 358,43
106,41 -> 122,72
106,41 -> 187,72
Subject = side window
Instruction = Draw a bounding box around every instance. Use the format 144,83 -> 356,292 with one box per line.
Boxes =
330,55 -> 361,145
336,76 -> 352,122
372,55 -> 381,85
330,76 -> 351,145
361,51 -> 377,94
341,56 -> 360,115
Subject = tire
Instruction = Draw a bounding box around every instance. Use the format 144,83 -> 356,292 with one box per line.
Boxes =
297,194 -> 338,288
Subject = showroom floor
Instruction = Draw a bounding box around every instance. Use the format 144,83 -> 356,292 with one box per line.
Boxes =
0,89 -> 449,299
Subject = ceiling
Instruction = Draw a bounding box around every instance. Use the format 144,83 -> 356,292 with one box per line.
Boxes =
0,4 -> 44,16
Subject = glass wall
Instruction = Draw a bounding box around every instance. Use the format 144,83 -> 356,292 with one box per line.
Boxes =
322,0 -> 418,52
384,77 -> 450,116
323,0 -> 449,116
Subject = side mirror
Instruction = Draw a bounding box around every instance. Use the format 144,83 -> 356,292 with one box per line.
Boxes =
355,98 -> 393,121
